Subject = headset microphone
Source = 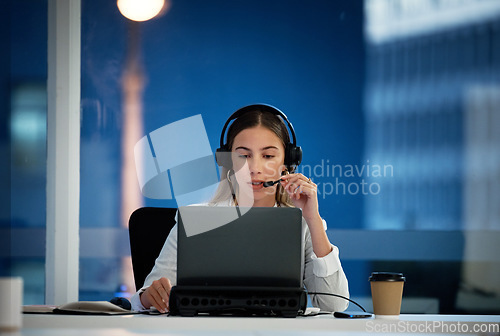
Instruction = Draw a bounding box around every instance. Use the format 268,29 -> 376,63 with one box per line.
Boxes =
262,178 -> 284,188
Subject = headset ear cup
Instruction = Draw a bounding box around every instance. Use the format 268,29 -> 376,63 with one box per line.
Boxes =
285,144 -> 302,169
215,147 -> 232,170
294,146 -> 302,167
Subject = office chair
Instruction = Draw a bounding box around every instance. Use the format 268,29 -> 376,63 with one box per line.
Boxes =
128,207 -> 178,291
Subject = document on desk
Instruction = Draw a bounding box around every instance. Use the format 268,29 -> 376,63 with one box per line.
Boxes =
22,305 -> 58,314
23,301 -> 138,315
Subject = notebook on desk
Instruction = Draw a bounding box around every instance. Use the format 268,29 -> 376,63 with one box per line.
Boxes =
170,206 -> 307,317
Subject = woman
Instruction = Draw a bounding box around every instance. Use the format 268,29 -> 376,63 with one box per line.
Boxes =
131,104 -> 349,313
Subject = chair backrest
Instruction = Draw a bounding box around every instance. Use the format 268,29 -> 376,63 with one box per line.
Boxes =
128,207 -> 177,291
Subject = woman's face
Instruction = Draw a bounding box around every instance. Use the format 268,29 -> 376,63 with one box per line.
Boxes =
231,126 -> 286,205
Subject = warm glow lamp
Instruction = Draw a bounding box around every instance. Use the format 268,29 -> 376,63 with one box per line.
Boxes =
117,0 -> 166,22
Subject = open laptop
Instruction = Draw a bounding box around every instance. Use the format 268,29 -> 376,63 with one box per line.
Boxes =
170,206 -> 306,317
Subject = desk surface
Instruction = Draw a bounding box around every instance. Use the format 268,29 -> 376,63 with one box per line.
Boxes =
20,313 -> 500,335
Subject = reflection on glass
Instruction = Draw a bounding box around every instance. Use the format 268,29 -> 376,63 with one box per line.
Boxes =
134,115 -> 218,203
364,0 -> 500,313
117,0 -> 167,22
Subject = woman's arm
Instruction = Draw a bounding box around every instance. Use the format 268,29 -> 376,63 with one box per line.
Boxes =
281,173 -> 349,311
304,213 -> 333,258
281,173 -> 336,259
130,224 -> 178,312
302,224 -> 350,312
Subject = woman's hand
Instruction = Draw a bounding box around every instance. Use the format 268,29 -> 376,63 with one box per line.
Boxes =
280,173 -> 319,221
140,277 -> 172,313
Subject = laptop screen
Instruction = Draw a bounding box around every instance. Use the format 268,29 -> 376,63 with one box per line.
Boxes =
177,206 -> 304,288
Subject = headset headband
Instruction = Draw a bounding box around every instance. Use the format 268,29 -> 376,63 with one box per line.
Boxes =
219,104 -> 297,148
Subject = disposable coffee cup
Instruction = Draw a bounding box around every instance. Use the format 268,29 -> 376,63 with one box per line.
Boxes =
369,272 -> 405,318
0,277 -> 23,331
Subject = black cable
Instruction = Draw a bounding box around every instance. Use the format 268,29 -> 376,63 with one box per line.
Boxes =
307,292 -> 367,312
226,170 -> 242,217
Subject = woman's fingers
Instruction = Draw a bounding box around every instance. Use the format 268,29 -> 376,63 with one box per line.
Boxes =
158,277 -> 172,311
147,291 -> 166,313
281,173 -> 315,196
146,278 -> 172,313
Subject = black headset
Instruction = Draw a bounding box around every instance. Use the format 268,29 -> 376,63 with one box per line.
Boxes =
215,104 -> 302,170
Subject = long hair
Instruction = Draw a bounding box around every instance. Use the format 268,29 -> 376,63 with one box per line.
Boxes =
210,107 -> 296,207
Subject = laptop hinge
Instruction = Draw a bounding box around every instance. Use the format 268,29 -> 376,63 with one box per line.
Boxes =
169,285 -> 307,318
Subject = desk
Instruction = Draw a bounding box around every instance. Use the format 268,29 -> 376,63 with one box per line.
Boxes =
19,313 -> 500,335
